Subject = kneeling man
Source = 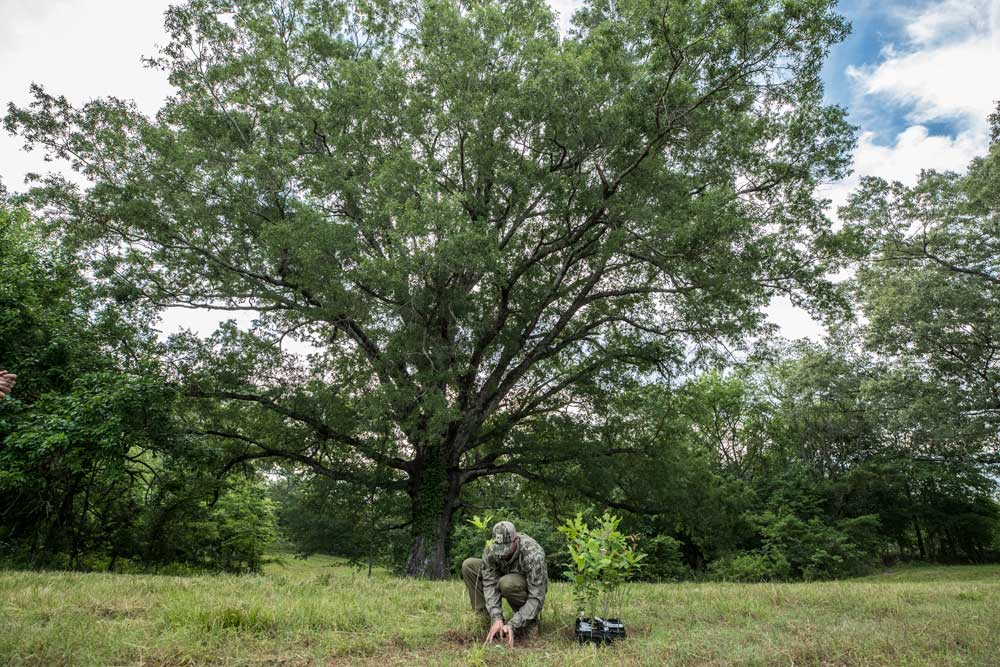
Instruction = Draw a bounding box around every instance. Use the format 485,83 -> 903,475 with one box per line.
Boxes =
462,520 -> 547,647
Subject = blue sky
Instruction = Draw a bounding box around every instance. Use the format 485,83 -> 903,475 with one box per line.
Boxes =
817,0 -> 997,187
823,0 -> 996,140
823,0 -> 927,140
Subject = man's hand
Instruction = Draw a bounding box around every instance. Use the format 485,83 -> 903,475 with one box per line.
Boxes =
0,371 -> 16,400
500,623 -> 514,648
484,619 -> 515,648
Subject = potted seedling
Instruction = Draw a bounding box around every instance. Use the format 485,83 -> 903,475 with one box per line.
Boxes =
558,513 -> 644,645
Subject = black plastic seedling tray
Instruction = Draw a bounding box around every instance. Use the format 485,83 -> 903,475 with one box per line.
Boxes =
575,617 -> 626,645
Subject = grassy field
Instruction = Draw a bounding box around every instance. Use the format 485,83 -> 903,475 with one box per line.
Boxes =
2,556 -> 999,666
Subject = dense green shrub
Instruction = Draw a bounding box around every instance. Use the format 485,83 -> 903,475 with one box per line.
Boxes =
271,472 -> 410,572
711,551 -> 791,582
636,535 -> 692,582
713,512 -> 881,581
209,479 -> 278,573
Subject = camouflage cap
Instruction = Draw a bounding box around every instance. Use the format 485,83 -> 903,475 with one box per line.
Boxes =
485,520 -> 518,560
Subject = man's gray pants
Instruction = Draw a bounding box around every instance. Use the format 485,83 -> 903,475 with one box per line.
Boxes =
461,557 -> 528,618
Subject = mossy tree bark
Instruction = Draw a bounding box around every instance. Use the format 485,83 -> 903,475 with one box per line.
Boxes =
404,447 -> 463,578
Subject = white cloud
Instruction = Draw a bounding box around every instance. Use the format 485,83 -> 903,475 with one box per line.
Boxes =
854,125 -> 982,182
832,1 -> 998,212
847,37 -> 1000,128
156,309 -> 256,340
818,124 -> 984,222
764,296 -> 826,341
848,0 -> 1000,131
901,0 -> 991,47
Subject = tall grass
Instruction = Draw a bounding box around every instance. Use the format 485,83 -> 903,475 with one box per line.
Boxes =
1,555 -> 998,666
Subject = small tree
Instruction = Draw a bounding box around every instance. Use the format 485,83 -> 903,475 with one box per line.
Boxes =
212,478 -> 278,573
559,513 -> 644,620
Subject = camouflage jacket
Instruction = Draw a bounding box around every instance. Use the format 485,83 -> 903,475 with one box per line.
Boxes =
481,534 -> 548,629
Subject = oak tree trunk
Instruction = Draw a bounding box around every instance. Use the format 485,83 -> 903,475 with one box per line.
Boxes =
404,446 -> 462,579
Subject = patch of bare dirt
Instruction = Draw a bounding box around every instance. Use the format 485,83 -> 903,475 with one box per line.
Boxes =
442,629 -> 476,646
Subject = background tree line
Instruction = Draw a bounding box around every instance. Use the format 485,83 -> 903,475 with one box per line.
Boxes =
0,202 -> 276,573
1,0 -> 997,579
3,115 -> 997,577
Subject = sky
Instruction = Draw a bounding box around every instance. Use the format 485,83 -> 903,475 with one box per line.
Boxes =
1,0 -> 998,342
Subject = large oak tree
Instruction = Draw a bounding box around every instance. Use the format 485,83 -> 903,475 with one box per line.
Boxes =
6,0 -> 852,577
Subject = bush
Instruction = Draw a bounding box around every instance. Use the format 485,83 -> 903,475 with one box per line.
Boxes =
765,512 -> 880,579
713,511 -> 881,581
637,534 -> 692,581
209,478 -> 278,573
711,551 -> 791,582
145,477 -> 279,574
